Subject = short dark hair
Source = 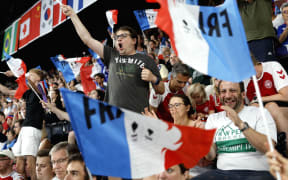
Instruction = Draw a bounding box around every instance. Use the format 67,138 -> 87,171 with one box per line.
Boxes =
0,111 -> 4,117
37,149 -> 50,157
68,153 -> 89,180
95,73 -> 105,79
171,63 -> 191,78
170,94 -> 195,116
218,80 -> 245,93
115,26 -> 138,50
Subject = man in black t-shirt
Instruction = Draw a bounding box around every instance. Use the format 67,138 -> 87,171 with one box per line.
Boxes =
62,5 -> 165,113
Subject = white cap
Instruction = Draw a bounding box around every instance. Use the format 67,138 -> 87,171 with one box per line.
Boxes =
0,149 -> 15,160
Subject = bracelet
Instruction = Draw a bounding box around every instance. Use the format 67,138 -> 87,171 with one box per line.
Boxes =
153,77 -> 160,85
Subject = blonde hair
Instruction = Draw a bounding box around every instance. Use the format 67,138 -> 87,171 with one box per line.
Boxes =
29,68 -> 46,81
211,77 -> 219,96
186,83 -> 207,105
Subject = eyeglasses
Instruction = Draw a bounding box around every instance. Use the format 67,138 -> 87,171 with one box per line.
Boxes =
51,157 -> 68,165
168,103 -> 184,109
114,33 -> 130,40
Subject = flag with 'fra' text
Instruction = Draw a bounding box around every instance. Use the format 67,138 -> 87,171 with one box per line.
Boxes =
61,88 -> 215,179
148,0 -> 255,82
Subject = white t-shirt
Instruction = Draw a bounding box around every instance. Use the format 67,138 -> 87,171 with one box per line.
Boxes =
0,171 -> 24,180
205,106 -> 277,171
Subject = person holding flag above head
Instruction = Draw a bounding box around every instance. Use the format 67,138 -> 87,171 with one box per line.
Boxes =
0,66 -> 46,180
61,5 -> 164,113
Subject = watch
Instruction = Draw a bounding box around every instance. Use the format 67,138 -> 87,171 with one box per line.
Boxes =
240,122 -> 250,132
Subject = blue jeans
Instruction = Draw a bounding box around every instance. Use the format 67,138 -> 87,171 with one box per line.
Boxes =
192,169 -> 274,180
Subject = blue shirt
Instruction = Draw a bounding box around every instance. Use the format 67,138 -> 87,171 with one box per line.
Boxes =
277,24 -> 288,57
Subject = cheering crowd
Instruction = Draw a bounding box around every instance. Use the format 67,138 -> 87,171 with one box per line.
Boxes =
0,0 -> 288,179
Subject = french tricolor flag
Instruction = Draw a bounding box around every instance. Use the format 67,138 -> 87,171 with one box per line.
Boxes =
134,9 -> 158,31
53,0 -> 67,27
50,55 -> 76,83
148,0 -> 255,82
4,53 -> 28,99
106,9 -> 118,31
61,88 -> 215,178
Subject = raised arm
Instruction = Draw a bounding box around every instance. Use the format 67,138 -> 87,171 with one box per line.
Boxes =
0,84 -> 16,96
41,101 -> 70,121
62,5 -> 104,58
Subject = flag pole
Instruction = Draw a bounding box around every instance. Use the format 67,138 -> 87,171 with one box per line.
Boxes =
252,75 -> 281,180
27,81 -> 42,101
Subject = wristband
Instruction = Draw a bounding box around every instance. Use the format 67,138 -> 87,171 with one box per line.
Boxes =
153,77 -> 160,85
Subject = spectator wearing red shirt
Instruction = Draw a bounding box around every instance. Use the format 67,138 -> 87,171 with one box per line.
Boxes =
246,55 -> 288,152
149,63 -> 190,123
186,83 -> 209,122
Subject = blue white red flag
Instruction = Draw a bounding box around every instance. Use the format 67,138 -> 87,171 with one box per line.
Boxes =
106,10 -> 118,31
4,53 -> 28,99
148,0 -> 255,82
67,0 -> 96,13
35,65 -> 48,102
134,9 -> 158,31
50,55 -> 75,82
88,48 -> 108,82
60,88 -> 216,178
53,0 -> 67,27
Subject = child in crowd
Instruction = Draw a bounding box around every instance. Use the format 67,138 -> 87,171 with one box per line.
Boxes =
2,128 -> 17,150
186,83 -> 209,122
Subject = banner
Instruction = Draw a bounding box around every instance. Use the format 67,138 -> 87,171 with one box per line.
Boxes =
2,19 -> 20,60
106,9 -> 118,31
53,0 -> 67,27
40,0 -> 53,36
67,0 -> 97,13
61,88 -> 215,178
4,55 -> 28,99
50,55 -> 76,82
148,0 -> 256,82
133,9 -> 158,31
19,0 -> 41,49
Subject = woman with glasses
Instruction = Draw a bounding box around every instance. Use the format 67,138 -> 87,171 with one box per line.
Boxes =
169,94 -> 216,177
168,94 -> 202,128
144,94 -> 212,178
